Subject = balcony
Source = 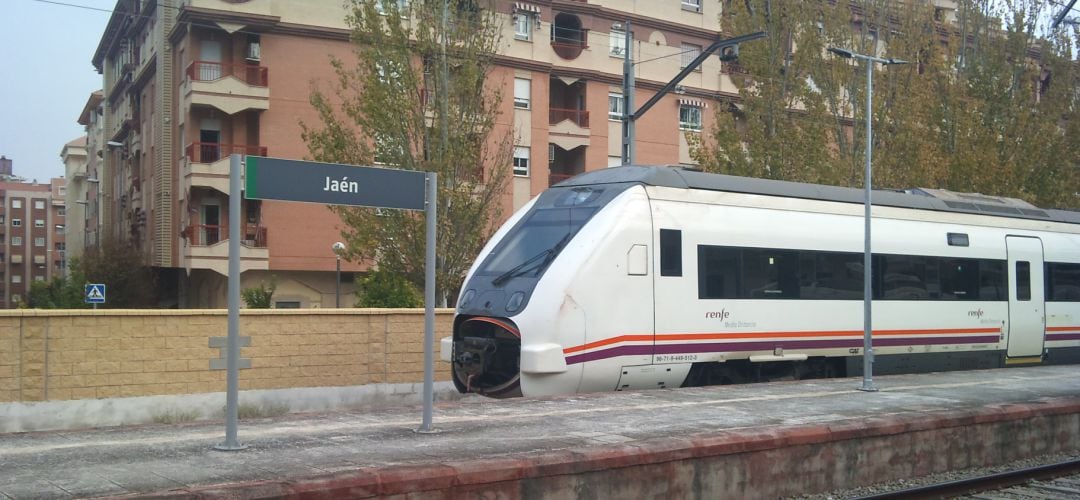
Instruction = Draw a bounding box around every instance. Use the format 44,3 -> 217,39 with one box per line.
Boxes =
181,60 -> 270,116
187,61 -> 268,86
182,224 -> 269,276
183,142 -> 267,196
549,108 -> 589,128
184,224 -> 267,248
551,13 -> 588,60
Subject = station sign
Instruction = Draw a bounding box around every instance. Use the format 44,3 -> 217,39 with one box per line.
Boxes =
243,156 -> 426,210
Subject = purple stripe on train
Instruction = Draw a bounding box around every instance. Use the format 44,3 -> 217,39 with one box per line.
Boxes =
564,336 -> 1003,365
1047,333 -> 1080,341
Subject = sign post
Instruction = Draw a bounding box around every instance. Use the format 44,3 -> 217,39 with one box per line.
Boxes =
215,155 -> 438,449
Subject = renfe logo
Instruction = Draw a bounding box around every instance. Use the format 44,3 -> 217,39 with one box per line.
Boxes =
705,309 -> 731,320
968,309 -> 985,318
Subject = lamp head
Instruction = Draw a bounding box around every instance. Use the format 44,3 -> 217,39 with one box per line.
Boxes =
828,47 -> 854,58
106,141 -> 124,148
332,242 -> 346,253
886,58 -> 909,65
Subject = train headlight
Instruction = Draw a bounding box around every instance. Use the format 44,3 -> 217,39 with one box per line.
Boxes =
460,289 -> 476,308
506,291 -> 525,312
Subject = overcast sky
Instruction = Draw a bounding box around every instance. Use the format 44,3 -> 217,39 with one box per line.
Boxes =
1,0 -> 111,184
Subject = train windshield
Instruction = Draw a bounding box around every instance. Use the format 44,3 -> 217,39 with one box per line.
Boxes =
481,206 -> 597,281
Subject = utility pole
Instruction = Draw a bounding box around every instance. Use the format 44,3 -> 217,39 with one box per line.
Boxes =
621,21 -> 634,166
619,31 -> 766,165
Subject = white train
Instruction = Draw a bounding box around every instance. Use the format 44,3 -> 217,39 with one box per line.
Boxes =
441,166 -> 1080,398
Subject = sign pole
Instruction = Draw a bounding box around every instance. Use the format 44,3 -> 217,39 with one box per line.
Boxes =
215,154 -> 246,450
418,172 -> 437,433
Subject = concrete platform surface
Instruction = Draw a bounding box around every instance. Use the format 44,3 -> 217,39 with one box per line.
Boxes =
1,365 -> 1078,499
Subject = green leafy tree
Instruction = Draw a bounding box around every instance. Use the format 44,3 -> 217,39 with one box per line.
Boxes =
241,278 -> 277,308
354,267 -> 423,308
694,0 -> 1078,208
76,238 -> 158,308
26,259 -> 89,309
303,0 -> 512,306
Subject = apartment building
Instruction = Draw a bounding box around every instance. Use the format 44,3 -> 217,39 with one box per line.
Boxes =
92,0 -> 959,308
0,161 -> 68,308
69,91 -> 106,266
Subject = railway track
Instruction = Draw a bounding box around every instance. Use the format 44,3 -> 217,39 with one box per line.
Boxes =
853,458 -> 1080,499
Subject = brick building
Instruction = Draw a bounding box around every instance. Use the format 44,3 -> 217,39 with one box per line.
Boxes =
90,0 -> 958,308
0,160 -> 67,307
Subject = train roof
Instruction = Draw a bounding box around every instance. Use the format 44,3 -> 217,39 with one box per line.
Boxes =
558,165 -> 1080,226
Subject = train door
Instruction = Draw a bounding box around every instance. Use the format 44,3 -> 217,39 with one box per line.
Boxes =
1005,236 -> 1046,359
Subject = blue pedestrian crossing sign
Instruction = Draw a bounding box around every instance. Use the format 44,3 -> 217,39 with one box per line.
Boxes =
85,284 -> 106,304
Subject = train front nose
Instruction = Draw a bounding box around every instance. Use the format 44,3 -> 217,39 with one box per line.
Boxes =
452,316 -> 522,398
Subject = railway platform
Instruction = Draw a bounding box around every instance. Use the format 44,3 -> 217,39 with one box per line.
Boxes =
1,365 -> 1078,499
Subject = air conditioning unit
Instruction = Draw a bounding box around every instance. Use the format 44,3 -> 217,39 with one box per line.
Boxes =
246,42 -> 261,62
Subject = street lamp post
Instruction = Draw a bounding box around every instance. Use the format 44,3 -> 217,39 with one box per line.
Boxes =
332,242 -> 345,308
827,47 -> 907,393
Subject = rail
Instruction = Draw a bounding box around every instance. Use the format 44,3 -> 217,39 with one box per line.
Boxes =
854,458 -> 1080,499
186,60 -> 268,86
182,224 -> 268,248
549,107 -> 589,128
185,143 -> 267,164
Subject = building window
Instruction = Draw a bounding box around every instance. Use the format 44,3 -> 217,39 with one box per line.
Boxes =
34,276 -> 45,282
513,147 -> 530,177
514,13 -> 533,40
608,93 -> 625,120
12,275 -> 21,284
374,0 -> 408,15
34,200 -> 45,210
34,237 -> 45,247
679,104 -> 703,131
11,254 -> 22,264
11,219 -> 20,227
514,78 -> 531,109
58,208 -> 65,216
681,43 -> 702,70
34,219 -> 44,228
12,199 -> 21,209
56,225 -> 65,235
11,237 -> 22,246
610,28 -> 626,57
11,294 -> 20,304
56,242 -> 66,252
682,0 -> 702,12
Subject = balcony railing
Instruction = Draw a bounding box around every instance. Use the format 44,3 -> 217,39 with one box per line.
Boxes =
551,40 -> 588,60
183,224 -> 268,248
549,173 -> 575,186
186,60 -> 269,86
185,143 -> 268,164
549,108 -> 589,128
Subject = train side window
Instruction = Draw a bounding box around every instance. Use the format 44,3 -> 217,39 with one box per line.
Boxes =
1016,261 -> 1031,301
939,258 -> 979,300
879,255 -> 930,300
660,229 -> 682,277
809,252 -> 863,299
1046,262 -> 1080,301
698,245 -> 738,299
741,249 -> 798,298
979,260 -> 1007,301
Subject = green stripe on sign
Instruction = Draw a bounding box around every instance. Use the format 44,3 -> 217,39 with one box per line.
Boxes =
244,155 -> 259,198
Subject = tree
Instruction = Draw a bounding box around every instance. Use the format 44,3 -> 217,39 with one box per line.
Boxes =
241,278 -> 277,308
26,259 -> 89,309
354,267 -> 423,308
77,237 -> 158,308
694,0 -> 1079,208
303,0 -> 513,306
